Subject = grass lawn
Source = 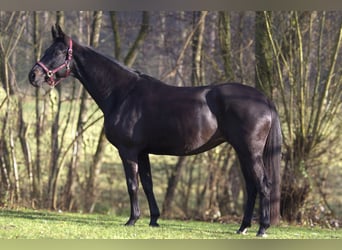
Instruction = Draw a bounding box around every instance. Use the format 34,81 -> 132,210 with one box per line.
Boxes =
0,208 -> 340,239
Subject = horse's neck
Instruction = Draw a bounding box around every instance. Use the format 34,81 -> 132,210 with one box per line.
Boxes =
72,43 -> 139,114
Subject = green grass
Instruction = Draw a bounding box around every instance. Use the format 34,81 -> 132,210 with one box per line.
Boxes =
0,208 -> 340,239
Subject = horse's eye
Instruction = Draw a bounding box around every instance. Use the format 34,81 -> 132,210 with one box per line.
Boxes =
53,50 -> 62,57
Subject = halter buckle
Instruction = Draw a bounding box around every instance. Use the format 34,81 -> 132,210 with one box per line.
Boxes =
66,60 -> 70,70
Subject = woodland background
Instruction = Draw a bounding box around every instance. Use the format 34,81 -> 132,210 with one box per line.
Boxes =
0,11 -> 341,228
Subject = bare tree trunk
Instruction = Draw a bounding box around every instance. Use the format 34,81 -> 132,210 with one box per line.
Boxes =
161,12 -> 208,82
191,11 -> 207,86
18,98 -> 33,205
162,156 -> 186,218
85,128 -> 106,213
124,11 -> 150,67
47,11 -> 65,210
83,11 -> 110,213
0,11 -> 27,205
9,125 -> 20,202
0,81 -> 10,202
218,11 -> 234,81
255,11 -> 274,94
33,11 -> 43,207
0,136 -> 11,205
66,11 -> 93,211
62,82 -> 79,211
109,11 -> 121,61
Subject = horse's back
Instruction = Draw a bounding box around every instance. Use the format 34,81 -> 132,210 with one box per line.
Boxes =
209,82 -> 270,110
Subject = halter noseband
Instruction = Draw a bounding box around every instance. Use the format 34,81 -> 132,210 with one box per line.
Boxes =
36,39 -> 73,87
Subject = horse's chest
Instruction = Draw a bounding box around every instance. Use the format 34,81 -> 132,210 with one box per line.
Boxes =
104,111 -> 142,147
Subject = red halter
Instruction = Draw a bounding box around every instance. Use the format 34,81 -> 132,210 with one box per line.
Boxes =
37,39 -> 73,87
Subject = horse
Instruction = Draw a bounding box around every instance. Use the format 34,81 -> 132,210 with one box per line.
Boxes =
28,24 -> 282,237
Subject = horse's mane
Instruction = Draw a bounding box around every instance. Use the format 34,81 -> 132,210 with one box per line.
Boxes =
80,43 -> 166,86
83,45 -> 141,77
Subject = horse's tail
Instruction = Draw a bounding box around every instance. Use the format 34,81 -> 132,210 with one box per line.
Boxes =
263,102 -> 282,225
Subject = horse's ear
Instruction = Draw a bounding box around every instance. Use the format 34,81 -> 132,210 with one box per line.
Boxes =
56,24 -> 65,37
51,24 -> 65,40
51,25 -> 57,40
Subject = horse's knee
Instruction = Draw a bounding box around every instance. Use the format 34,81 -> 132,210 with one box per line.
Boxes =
127,179 -> 139,194
254,172 -> 270,194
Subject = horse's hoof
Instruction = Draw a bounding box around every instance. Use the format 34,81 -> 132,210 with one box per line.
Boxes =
149,222 -> 160,227
236,228 -> 248,235
124,223 -> 135,226
124,220 -> 136,226
256,232 -> 268,237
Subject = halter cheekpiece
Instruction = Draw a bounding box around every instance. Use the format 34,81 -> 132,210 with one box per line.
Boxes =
36,39 -> 73,87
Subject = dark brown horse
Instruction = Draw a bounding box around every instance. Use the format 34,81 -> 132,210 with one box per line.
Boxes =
28,25 -> 282,237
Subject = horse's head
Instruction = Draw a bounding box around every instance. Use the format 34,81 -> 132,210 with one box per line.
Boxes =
28,24 -> 73,87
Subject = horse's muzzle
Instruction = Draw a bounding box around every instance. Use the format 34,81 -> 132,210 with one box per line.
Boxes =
28,65 -> 44,87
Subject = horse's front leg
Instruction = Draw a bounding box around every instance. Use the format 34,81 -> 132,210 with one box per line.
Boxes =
138,153 -> 160,226
119,150 -> 140,226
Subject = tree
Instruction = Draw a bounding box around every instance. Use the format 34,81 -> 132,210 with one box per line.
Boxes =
0,11 -> 28,205
218,11 -> 234,81
46,11 -> 66,210
255,11 -> 273,92
32,12 -> 44,207
260,11 -> 342,222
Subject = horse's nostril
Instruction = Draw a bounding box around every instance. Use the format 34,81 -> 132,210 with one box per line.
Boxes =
29,71 -> 35,82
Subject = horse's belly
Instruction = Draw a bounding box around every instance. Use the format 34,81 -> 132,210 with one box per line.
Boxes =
147,133 -> 225,156
145,114 -> 223,156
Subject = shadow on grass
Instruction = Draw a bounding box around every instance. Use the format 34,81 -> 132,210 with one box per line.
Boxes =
151,219 -> 241,238
0,209 -> 123,227
0,208 -> 240,238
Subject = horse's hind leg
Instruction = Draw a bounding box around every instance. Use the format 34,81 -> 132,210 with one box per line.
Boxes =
236,154 -> 271,237
236,158 -> 257,235
255,157 -> 271,237
138,153 -> 160,226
